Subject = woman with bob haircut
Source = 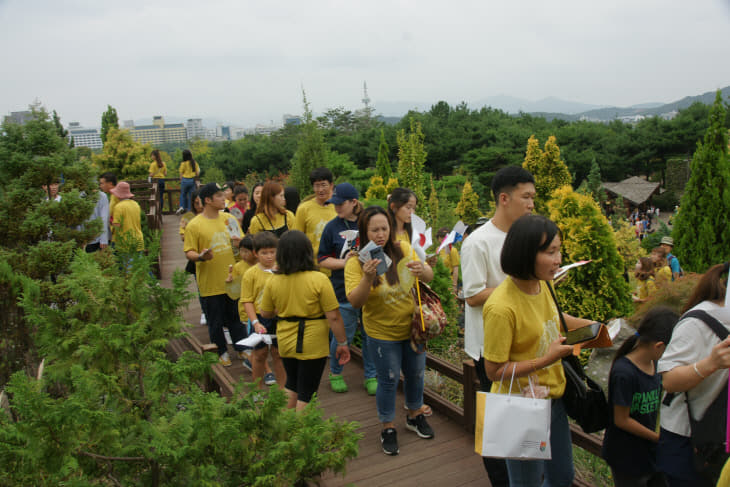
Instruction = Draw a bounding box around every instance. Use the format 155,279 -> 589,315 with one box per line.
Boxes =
345,206 -> 435,456
248,181 -> 294,237
656,262 -> 730,486
482,214 -> 601,487
259,230 -> 350,410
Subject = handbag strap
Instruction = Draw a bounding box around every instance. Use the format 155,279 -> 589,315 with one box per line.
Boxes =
545,281 -> 568,334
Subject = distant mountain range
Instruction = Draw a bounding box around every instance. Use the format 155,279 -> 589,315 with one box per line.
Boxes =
375,86 -> 730,123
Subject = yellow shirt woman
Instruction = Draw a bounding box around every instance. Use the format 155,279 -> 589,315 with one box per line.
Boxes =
111,199 -> 144,251
178,160 -> 199,179
148,161 -> 167,178
247,210 -> 295,236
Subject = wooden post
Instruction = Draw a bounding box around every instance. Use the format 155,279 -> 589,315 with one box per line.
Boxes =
463,359 -> 477,433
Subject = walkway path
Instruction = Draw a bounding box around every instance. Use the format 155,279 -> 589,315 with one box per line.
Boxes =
159,215 -> 490,486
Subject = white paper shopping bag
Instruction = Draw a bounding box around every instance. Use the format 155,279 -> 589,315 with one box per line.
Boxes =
474,367 -> 551,460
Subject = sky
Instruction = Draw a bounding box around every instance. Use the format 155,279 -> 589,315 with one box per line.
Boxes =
1,0 -> 729,128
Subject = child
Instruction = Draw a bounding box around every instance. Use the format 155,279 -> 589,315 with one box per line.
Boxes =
651,247 -> 673,285
229,185 -> 249,226
259,230 -> 350,410
240,232 -> 285,389
602,307 -> 678,487
633,256 -> 657,304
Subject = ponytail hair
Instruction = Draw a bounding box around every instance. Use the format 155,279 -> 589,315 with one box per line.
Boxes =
151,149 -> 163,167
611,306 -> 678,367
182,149 -> 196,173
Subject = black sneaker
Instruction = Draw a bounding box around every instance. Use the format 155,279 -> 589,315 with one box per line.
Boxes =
405,414 -> 434,439
380,428 -> 399,455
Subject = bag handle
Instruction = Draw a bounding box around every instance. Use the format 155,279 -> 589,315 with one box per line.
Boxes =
545,281 -> 568,334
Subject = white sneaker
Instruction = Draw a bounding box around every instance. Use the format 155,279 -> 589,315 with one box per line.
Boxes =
175,207 -> 185,215
200,313 -> 207,325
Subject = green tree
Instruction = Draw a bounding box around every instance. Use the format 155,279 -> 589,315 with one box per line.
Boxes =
673,91 -> 730,272
0,251 -> 360,485
290,90 -> 328,197
51,110 -> 68,141
455,180 -> 481,225
0,105 -> 99,384
365,175 -> 387,201
548,186 -> 633,322
100,105 -> 119,144
585,157 -> 605,204
375,129 -> 392,181
396,118 -> 427,203
92,128 -> 151,179
523,135 -> 573,214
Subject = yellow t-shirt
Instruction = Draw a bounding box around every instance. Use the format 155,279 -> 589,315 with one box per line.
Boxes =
439,246 -> 460,270
395,231 -> 410,245
148,161 -> 167,178
482,278 -> 566,398
111,199 -> 144,250
179,211 -> 196,236
637,277 -> 656,300
225,260 -> 252,300
293,199 -> 336,275
179,160 -> 199,179
183,213 -> 236,297
239,264 -> 274,319
655,265 -> 672,284
260,271 -> 339,359
247,210 -> 295,235
109,194 -> 120,219
344,241 -> 417,341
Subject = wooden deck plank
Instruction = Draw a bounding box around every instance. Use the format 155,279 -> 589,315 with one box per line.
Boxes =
159,214 -> 490,487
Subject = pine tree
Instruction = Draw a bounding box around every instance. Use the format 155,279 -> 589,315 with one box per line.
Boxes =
673,91 -> 730,272
51,109 -> 68,141
396,118 -> 427,202
586,157 -> 605,204
427,176 -> 439,225
92,127 -> 151,179
548,186 -> 633,321
100,105 -> 119,144
455,180 -> 481,225
375,129 -> 392,181
522,135 -> 573,214
290,90 -> 328,196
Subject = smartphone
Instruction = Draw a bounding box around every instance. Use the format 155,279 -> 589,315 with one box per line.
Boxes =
565,322 -> 602,345
369,246 -> 388,276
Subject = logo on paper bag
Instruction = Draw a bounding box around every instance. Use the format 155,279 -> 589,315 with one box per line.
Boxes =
540,441 -> 547,452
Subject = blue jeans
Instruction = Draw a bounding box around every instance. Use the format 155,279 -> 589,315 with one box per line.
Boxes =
367,336 -> 426,423
329,302 -> 376,378
505,398 -> 574,487
180,177 -> 196,211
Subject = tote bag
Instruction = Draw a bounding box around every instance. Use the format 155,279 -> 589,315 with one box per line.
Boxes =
475,366 -> 552,460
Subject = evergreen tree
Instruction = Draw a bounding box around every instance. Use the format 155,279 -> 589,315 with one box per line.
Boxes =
365,175 -> 387,201
586,157 -> 605,204
396,118 -> 427,203
100,105 -> 119,144
455,180 -> 481,225
51,110 -> 68,142
427,176 -> 439,226
673,91 -> 730,272
290,90 -> 328,197
92,127 -> 151,179
522,135 -> 573,214
375,129 -> 392,181
548,186 -> 633,322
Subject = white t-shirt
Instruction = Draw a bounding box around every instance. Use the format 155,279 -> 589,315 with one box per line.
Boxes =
657,301 -> 730,436
460,220 -> 507,360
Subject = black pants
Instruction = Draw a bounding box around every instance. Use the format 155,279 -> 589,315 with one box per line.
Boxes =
282,357 -> 327,403
200,294 -> 247,356
475,356 -> 510,487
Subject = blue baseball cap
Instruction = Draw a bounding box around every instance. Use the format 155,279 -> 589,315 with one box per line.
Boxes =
326,183 -> 359,205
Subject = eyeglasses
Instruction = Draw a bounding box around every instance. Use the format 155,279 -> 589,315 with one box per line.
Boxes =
313,182 -> 331,190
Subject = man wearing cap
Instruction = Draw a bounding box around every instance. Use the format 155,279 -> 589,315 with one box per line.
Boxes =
660,236 -> 682,280
183,182 -> 248,367
293,167 -> 336,273
460,166 -> 536,487
110,182 -> 144,251
317,182 -> 377,394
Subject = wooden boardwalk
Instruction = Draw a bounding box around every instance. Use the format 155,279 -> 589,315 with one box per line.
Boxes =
159,215 -> 490,486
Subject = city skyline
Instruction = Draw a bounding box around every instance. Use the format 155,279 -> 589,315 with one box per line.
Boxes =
1,0 -> 729,129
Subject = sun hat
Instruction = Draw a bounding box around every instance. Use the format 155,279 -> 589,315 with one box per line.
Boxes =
110,181 -> 134,199
660,236 -> 674,246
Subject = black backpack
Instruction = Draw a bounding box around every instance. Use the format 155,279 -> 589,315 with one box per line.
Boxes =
663,309 -> 729,486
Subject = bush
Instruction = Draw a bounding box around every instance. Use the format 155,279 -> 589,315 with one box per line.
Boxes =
651,190 -> 679,211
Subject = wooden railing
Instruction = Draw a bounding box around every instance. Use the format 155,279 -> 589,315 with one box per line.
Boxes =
156,178 -> 200,215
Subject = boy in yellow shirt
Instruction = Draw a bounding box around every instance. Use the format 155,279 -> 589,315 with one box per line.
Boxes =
293,167 -> 336,274
240,232 -> 285,388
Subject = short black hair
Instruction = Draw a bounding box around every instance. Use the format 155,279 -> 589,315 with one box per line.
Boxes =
252,231 -> 278,252
233,185 -> 249,197
309,167 -> 333,185
501,215 -> 561,280
99,172 -> 117,185
239,234 -> 254,251
491,166 -> 535,205
276,230 -> 316,274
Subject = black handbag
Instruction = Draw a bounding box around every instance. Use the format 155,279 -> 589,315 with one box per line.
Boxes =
546,282 -> 609,433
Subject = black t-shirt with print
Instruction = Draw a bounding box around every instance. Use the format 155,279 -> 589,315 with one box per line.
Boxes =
602,356 -> 662,476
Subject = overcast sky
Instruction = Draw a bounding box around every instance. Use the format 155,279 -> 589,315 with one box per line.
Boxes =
1,0 -> 729,128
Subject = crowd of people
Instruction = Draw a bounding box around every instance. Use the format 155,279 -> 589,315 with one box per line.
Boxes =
55,147 -> 727,486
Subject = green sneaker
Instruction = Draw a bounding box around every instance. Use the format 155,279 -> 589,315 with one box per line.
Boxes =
329,374 -> 348,393
364,377 -> 378,396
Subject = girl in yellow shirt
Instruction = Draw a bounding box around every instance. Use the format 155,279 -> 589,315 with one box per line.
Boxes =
248,181 -> 295,237
148,149 -> 167,206
387,187 -> 417,245
345,206 -> 435,455
177,149 -> 199,213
